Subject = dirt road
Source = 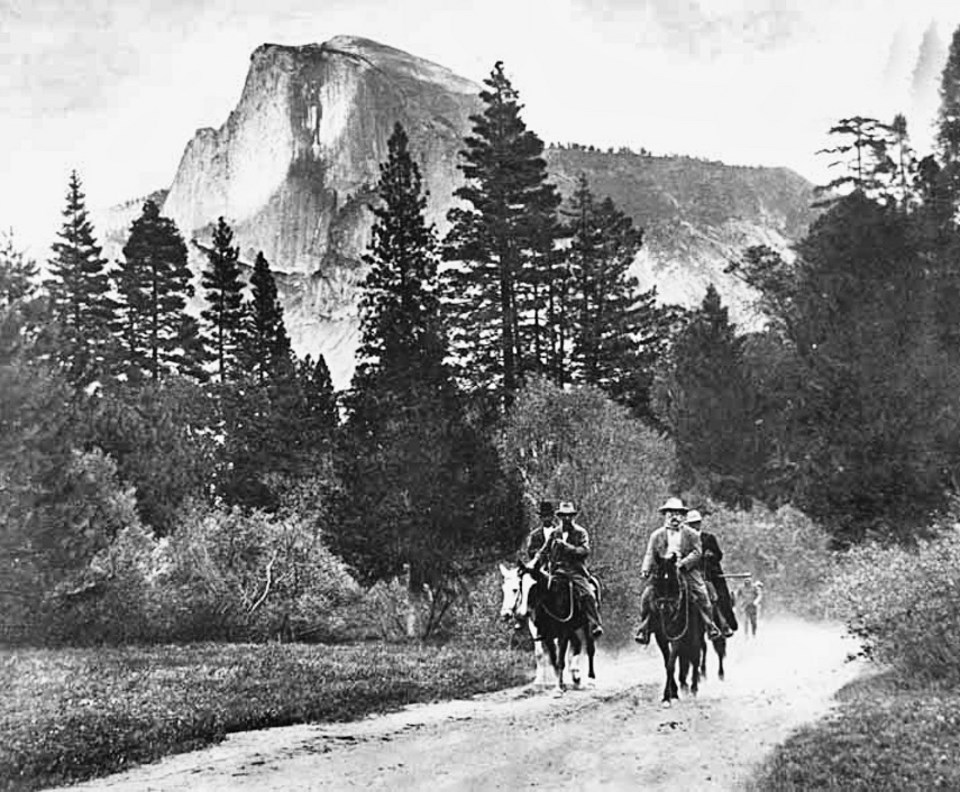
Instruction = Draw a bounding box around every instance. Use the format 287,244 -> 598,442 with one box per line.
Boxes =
53,617 -> 864,792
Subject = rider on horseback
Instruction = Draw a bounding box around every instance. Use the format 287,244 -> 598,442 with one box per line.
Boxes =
685,509 -> 737,635
530,501 -> 604,638
633,497 -> 732,645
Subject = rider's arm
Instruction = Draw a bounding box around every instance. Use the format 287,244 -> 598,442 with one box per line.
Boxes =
557,527 -> 589,557
678,528 -> 702,571
640,531 -> 658,577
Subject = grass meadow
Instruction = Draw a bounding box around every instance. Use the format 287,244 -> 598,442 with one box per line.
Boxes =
748,671 -> 960,791
0,641 -> 529,792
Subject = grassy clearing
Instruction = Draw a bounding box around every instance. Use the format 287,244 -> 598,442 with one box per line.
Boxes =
0,641 -> 530,792
747,671 -> 960,791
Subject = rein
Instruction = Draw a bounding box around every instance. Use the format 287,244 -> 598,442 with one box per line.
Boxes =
655,569 -> 690,643
540,576 -> 576,623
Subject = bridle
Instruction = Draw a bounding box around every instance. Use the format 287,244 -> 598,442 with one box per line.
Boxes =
514,564 -> 576,624
653,562 -> 690,642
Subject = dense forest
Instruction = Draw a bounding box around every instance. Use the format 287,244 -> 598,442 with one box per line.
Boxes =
5,27 -> 960,647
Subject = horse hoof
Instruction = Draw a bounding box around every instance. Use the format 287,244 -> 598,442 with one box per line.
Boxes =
718,672 -> 725,681
661,700 -> 672,709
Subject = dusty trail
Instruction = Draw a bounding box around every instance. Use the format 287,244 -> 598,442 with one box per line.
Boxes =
51,617 -> 864,792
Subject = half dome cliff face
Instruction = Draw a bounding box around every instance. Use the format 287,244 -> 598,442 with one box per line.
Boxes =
159,36 -> 482,389
116,35 -> 814,391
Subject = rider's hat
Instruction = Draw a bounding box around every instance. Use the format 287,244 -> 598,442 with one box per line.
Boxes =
686,509 -> 703,525
556,501 -> 578,516
538,500 -> 555,518
658,496 -> 689,513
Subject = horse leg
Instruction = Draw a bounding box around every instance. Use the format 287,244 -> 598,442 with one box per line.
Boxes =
655,632 -> 673,704
586,631 -> 596,680
569,634 -> 582,688
678,651 -> 690,692
556,635 -> 568,693
716,637 -> 726,680
699,633 -> 708,678
529,620 -> 549,686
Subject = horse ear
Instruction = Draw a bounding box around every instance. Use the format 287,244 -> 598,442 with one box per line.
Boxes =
499,563 -> 509,576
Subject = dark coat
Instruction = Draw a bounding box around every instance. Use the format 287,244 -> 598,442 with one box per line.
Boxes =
545,522 -> 592,578
699,531 -> 724,580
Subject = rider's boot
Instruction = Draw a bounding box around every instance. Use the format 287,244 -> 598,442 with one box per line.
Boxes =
699,604 -> 725,641
715,607 -> 735,638
585,597 -> 603,638
634,615 -> 651,644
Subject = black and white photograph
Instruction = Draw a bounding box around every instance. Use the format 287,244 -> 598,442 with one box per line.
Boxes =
2,1 -> 960,789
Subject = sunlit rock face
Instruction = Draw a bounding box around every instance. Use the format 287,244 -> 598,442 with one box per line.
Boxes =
160,36 -> 481,388
106,36 -> 816,390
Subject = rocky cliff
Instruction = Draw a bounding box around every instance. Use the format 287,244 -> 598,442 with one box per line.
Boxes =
108,36 -> 816,389
545,148 -> 817,329
158,35 -> 481,387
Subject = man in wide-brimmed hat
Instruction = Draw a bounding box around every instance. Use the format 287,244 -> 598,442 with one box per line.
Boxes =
531,500 -> 603,638
633,497 -> 731,644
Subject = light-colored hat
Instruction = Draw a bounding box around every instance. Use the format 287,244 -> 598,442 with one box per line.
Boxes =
686,509 -> 703,524
658,497 -> 689,513
556,501 -> 578,516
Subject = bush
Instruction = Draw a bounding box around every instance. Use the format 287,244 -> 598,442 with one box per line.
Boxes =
823,531 -> 960,682
150,504 -> 362,643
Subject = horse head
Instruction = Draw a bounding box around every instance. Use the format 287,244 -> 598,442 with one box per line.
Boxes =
499,562 -> 538,622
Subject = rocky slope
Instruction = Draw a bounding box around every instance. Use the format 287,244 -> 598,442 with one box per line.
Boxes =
105,36 -> 816,389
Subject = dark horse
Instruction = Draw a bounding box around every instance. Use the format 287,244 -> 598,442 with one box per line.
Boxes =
526,566 -> 597,692
650,554 -> 703,704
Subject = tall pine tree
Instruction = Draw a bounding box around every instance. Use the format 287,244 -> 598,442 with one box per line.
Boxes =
201,217 -> 246,381
114,200 -> 201,381
47,171 -> 116,384
337,122 -> 502,600
242,251 -> 292,382
564,176 -> 666,416
443,61 -> 562,403
656,284 -> 757,505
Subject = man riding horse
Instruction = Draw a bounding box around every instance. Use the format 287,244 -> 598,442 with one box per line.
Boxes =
634,497 -> 732,645
685,509 -> 737,636
528,501 -> 603,638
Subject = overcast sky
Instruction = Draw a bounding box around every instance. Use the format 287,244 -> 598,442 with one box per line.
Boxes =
2,0 -> 958,256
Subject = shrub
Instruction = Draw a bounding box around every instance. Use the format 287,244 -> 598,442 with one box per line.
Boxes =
152,504 -> 362,643
823,531 -> 960,682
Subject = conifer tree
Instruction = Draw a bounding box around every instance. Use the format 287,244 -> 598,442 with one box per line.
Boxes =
114,200 -> 198,381
338,122 -> 499,598
201,217 -> 246,381
300,353 -> 338,433
937,25 -> 960,167
242,251 -> 292,382
658,285 -> 756,505
47,171 -> 116,383
443,61 -> 562,402
564,176 -> 665,415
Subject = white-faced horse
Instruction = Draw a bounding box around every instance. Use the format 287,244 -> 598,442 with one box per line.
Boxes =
499,562 -> 593,691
